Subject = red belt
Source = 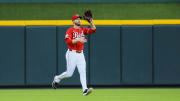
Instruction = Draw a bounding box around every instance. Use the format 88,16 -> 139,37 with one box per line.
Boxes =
69,49 -> 82,53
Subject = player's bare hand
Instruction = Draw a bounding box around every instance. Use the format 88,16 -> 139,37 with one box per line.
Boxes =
78,37 -> 87,43
89,18 -> 93,24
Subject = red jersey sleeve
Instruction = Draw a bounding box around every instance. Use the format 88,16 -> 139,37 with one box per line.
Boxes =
65,28 -> 73,44
83,27 -> 96,35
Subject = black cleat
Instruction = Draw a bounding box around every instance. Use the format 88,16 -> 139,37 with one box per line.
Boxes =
83,88 -> 93,96
52,81 -> 59,89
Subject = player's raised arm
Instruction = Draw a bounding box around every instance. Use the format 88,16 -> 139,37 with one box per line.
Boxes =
83,9 -> 96,34
89,19 -> 96,31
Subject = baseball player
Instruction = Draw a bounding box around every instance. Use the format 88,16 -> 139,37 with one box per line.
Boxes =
52,12 -> 96,96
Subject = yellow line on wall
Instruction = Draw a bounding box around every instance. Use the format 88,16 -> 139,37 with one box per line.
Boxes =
0,20 -> 180,26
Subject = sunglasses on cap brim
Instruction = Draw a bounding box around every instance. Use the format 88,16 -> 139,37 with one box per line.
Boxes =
77,16 -> 82,19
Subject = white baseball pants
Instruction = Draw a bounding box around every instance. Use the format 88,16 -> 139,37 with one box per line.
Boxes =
55,49 -> 87,91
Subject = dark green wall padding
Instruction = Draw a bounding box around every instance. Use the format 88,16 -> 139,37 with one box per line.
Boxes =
0,26 -> 25,86
26,26 -> 57,85
121,26 -> 153,85
154,25 -> 180,85
90,26 -> 121,85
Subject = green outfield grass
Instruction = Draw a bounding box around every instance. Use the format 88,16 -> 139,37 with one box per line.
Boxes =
0,3 -> 180,20
0,88 -> 180,101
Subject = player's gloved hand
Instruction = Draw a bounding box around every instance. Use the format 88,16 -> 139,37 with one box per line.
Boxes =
83,9 -> 93,23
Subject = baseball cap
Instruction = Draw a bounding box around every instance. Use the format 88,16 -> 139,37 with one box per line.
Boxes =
72,14 -> 82,21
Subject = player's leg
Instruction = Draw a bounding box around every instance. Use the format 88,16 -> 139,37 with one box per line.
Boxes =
77,53 -> 92,95
55,50 -> 77,81
52,50 -> 76,88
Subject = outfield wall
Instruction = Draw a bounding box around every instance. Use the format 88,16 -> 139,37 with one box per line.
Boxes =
0,24 -> 180,86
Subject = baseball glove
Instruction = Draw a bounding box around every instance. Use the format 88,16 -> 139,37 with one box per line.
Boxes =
83,9 -> 93,23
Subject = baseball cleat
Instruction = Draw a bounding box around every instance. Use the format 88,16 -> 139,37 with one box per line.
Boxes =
83,88 -> 93,96
52,81 -> 59,89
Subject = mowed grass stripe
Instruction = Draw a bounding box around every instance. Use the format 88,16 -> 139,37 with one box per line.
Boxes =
0,88 -> 180,101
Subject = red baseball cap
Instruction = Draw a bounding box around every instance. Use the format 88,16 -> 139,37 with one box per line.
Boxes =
72,14 -> 82,21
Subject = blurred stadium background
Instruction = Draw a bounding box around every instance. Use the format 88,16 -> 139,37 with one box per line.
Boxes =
0,0 -> 180,101
0,2 -> 180,20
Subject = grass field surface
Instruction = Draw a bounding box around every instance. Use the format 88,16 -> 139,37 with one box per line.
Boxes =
0,3 -> 180,20
0,88 -> 180,101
